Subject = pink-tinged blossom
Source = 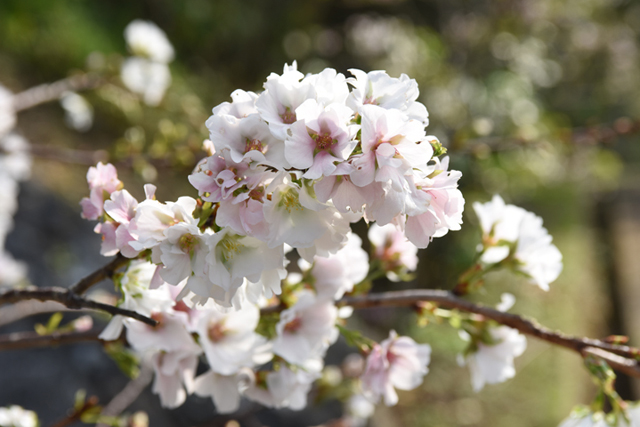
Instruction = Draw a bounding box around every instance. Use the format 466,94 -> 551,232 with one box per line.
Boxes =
244,364 -> 320,410
193,369 -> 254,414
94,222 -> 118,256
195,303 -> 270,375
103,189 -> 140,257
347,69 -> 429,125
457,326 -> 527,392
272,290 -> 338,365
285,100 -> 356,179
216,193 -> 269,241
405,156 -> 465,248
368,223 -> 418,281
206,114 -> 286,168
350,105 -> 429,189
100,185 -> 157,258
151,350 -> 198,409
80,162 -> 122,220
361,330 -> 431,406
212,89 -> 259,118
473,195 -> 562,290
255,62 -> 316,140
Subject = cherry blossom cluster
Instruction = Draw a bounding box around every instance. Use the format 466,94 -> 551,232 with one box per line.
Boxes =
121,20 -> 174,106
85,63 -> 464,309
77,62 -> 575,419
0,85 -> 32,289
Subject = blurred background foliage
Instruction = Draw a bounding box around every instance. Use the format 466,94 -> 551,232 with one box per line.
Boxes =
1,0 -> 639,426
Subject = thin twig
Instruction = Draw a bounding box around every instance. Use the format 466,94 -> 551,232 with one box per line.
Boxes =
0,255 -> 129,327
71,253 -> 129,295
95,363 -> 154,427
333,289 -> 640,360
12,73 -> 102,112
0,286 -> 156,326
0,329 -> 102,351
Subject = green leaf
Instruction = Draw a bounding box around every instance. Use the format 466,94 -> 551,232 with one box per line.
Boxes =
104,342 -> 140,379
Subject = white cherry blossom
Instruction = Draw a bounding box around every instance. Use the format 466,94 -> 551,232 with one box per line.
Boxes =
473,195 -> 562,290
244,364 -> 320,410
124,20 -> 174,63
121,57 -> 171,106
194,302 -> 270,375
347,69 -> 429,125
457,325 -> 527,392
0,85 -> 16,138
272,290 -> 338,365
368,222 -> 418,281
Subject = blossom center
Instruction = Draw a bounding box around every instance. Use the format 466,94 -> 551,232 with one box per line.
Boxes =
363,96 -> 378,105
208,321 -> 227,342
284,316 -> 303,333
178,233 -> 198,253
245,138 -> 264,153
312,133 -> 335,150
279,188 -> 303,213
249,188 -> 264,201
280,108 -> 297,124
150,312 -> 164,329
219,234 -> 244,263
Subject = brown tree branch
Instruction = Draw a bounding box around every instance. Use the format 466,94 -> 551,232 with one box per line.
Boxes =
0,253 -> 128,327
0,286 -> 156,327
12,73 -> 103,112
338,289 -> 640,359
0,329 -> 102,351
